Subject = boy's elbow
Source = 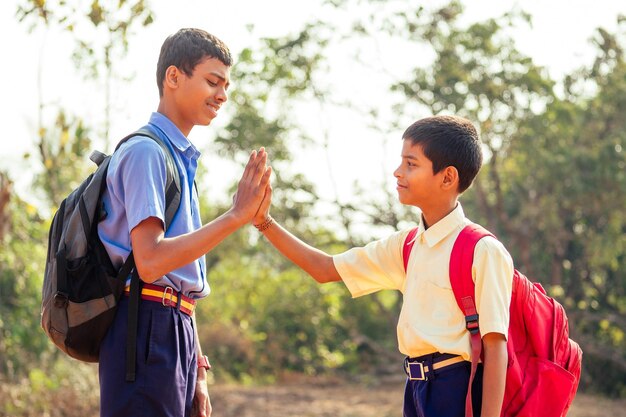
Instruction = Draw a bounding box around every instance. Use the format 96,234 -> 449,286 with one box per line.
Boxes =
133,256 -> 162,283
310,257 -> 342,284
314,274 -> 342,284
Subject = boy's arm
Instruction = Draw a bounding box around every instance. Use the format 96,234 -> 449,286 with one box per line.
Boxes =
253,182 -> 341,284
481,332 -> 507,417
131,149 -> 271,282
258,219 -> 342,283
472,238 -> 514,417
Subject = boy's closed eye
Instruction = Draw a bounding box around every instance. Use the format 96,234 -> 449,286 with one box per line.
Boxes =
206,71 -> 230,90
403,158 -> 418,167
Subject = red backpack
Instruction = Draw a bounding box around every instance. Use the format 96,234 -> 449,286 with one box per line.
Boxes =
403,224 -> 582,417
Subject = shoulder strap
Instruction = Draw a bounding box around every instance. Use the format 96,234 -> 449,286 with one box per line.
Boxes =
114,128 -> 182,382
450,224 -> 494,317
449,224 -> 494,417
402,227 -> 419,272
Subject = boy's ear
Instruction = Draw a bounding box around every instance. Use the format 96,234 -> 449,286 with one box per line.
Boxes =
163,65 -> 181,90
441,166 -> 459,191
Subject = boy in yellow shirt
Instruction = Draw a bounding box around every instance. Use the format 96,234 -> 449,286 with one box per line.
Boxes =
253,115 -> 513,417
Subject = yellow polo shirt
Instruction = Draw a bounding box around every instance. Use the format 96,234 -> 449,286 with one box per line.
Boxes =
333,204 -> 513,360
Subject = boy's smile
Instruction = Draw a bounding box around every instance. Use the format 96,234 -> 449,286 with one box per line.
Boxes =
184,57 -> 230,124
200,65 -> 229,119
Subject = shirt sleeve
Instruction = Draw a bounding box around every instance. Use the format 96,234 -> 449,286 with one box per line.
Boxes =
332,230 -> 408,298
472,236 -> 514,339
109,138 -> 168,233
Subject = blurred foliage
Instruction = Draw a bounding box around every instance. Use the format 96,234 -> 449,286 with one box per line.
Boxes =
0,361 -> 99,417
17,0 -> 153,78
32,110 -> 92,208
0,190 -> 49,379
3,3 -> 626,416
17,0 -> 154,146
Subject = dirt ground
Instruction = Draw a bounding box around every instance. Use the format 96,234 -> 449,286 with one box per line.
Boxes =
209,376 -> 626,417
210,376 -> 403,417
3,374 -> 626,416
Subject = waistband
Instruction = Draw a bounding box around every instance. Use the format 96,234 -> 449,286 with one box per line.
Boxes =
124,283 -> 196,316
404,352 -> 467,381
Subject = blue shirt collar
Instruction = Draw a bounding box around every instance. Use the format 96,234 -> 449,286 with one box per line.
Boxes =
148,112 -> 201,159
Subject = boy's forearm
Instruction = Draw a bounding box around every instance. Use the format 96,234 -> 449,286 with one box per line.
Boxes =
481,332 -> 507,417
258,220 -> 342,283
132,209 -> 247,282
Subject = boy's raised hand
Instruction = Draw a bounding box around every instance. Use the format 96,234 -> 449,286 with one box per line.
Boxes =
231,148 -> 272,224
252,173 -> 273,226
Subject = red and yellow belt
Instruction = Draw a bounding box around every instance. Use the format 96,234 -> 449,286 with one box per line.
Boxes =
125,283 -> 196,316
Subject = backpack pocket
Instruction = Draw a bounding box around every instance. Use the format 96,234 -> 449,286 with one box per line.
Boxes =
505,356 -> 576,417
57,252 -> 125,362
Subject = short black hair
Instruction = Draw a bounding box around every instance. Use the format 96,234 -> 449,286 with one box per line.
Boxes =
156,28 -> 232,97
403,115 -> 482,193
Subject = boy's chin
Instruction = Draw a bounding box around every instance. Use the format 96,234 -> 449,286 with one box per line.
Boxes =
396,193 -> 409,205
198,115 -> 215,126
397,194 -> 419,208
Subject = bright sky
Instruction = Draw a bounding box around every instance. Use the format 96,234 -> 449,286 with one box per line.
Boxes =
2,0 -> 625,220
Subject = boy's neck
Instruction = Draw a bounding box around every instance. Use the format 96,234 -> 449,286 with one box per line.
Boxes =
157,102 -> 192,137
421,199 -> 459,230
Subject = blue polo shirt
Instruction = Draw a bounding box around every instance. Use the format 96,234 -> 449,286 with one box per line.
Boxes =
97,112 -> 209,298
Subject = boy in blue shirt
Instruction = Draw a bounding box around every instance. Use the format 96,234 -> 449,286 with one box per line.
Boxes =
97,28 -> 271,417
253,115 -> 513,417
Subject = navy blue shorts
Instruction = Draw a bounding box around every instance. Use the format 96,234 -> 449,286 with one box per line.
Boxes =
99,296 -> 197,417
403,353 -> 483,417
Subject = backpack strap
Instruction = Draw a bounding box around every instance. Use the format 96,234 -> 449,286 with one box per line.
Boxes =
449,224 -> 493,417
402,227 -> 419,272
114,128 -> 182,382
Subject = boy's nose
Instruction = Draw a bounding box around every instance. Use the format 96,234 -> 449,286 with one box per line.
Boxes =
216,88 -> 227,103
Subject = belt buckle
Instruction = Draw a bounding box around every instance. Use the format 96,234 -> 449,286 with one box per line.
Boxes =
162,286 -> 175,307
405,358 -> 427,381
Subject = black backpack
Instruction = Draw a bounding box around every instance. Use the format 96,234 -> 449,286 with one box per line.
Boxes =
41,128 -> 181,381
